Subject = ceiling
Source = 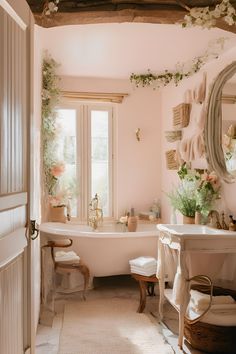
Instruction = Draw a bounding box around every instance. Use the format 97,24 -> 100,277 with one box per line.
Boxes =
28,1 -> 236,33
37,22 -> 236,79
31,1 -> 236,79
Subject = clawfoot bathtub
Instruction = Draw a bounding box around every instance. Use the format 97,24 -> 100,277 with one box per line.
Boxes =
40,222 -> 158,277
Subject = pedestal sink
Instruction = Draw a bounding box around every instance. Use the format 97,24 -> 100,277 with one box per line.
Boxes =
156,223 -> 236,349
157,223 -> 236,236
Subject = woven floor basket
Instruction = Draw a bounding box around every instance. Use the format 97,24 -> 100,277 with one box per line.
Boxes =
184,285 -> 236,354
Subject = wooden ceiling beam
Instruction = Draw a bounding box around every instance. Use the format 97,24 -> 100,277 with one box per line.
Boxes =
26,0 -> 236,33
27,1 -> 227,14
34,8 -> 187,27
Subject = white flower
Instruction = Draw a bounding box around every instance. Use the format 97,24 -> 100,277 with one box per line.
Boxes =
184,14 -> 192,24
224,15 -> 235,25
181,0 -> 235,28
48,2 -> 56,12
119,216 -> 128,224
195,18 -> 204,26
227,5 -> 235,15
42,89 -> 51,100
44,1 -> 59,16
214,7 -> 222,18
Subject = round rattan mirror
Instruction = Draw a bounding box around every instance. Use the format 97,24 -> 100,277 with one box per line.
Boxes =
205,61 -> 236,183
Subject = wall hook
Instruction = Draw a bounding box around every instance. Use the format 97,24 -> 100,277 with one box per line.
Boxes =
136,128 -> 141,141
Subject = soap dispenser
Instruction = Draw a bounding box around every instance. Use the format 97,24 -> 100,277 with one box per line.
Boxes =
128,207 -> 137,232
229,215 -> 236,231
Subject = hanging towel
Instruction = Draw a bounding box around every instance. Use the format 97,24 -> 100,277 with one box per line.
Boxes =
193,72 -> 207,104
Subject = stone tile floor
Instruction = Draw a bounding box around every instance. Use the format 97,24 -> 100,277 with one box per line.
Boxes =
36,275 -> 205,354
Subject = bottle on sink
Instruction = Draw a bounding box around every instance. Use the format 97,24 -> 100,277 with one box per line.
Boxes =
229,215 -> 236,231
128,207 -> 137,232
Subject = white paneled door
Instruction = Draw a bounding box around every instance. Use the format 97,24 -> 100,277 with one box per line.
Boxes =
0,1 -> 35,353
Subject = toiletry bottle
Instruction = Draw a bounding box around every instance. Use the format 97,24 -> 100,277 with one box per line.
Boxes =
128,208 -> 137,232
229,215 -> 236,231
67,199 -> 71,221
221,212 -> 228,230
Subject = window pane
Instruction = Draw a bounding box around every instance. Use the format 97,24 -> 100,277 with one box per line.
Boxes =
91,110 -> 109,216
57,109 -> 77,217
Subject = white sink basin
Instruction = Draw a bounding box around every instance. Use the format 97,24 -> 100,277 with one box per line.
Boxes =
157,224 -> 236,236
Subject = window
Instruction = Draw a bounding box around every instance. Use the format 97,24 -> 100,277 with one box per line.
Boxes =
56,102 -> 114,220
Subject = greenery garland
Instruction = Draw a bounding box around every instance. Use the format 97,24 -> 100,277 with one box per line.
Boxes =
41,53 -> 61,196
181,0 -> 236,29
130,38 -> 225,89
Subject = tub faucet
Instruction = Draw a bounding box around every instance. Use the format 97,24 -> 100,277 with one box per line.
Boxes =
88,194 -> 103,230
208,210 -> 222,229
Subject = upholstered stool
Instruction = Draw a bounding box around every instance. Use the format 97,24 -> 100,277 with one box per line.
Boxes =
131,273 -> 158,313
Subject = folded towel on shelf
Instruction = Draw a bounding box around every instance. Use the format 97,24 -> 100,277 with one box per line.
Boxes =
131,271 -> 155,277
55,251 -> 80,263
209,303 -> 236,311
129,257 -> 157,269
190,289 -> 235,312
190,300 -> 236,313
187,306 -> 236,326
130,264 -> 157,276
130,265 -> 156,271
190,302 -> 236,313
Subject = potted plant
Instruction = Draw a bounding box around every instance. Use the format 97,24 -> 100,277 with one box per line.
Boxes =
168,164 -> 220,224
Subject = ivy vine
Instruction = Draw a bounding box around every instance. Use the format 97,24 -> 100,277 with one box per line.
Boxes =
41,53 -> 61,196
130,38 -> 226,89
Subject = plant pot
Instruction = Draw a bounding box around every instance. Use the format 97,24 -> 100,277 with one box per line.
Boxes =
183,215 -> 195,224
49,205 -> 66,223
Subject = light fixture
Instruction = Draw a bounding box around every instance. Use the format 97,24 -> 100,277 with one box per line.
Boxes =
136,128 -> 141,141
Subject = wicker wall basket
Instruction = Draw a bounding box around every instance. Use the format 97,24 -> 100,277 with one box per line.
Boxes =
165,130 -> 182,142
165,149 -> 179,170
184,286 -> 236,354
173,103 -> 191,129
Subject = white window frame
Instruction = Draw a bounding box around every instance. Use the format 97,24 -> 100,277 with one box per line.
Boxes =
57,99 -> 116,221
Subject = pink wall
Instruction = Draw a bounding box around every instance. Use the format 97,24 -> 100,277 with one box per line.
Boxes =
60,76 -> 162,218
160,47 -> 236,223
36,24 -> 236,223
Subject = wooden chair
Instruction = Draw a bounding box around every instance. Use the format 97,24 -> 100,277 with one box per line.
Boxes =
131,273 -> 159,313
43,238 -> 90,300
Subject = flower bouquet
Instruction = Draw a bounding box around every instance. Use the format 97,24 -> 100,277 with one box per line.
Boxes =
48,188 -> 72,223
168,164 -> 220,222
195,171 -> 220,217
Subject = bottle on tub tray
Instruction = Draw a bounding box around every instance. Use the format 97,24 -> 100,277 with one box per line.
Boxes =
128,207 -> 138,232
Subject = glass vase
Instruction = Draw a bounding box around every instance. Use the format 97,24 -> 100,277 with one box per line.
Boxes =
195,211 -> 202,225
